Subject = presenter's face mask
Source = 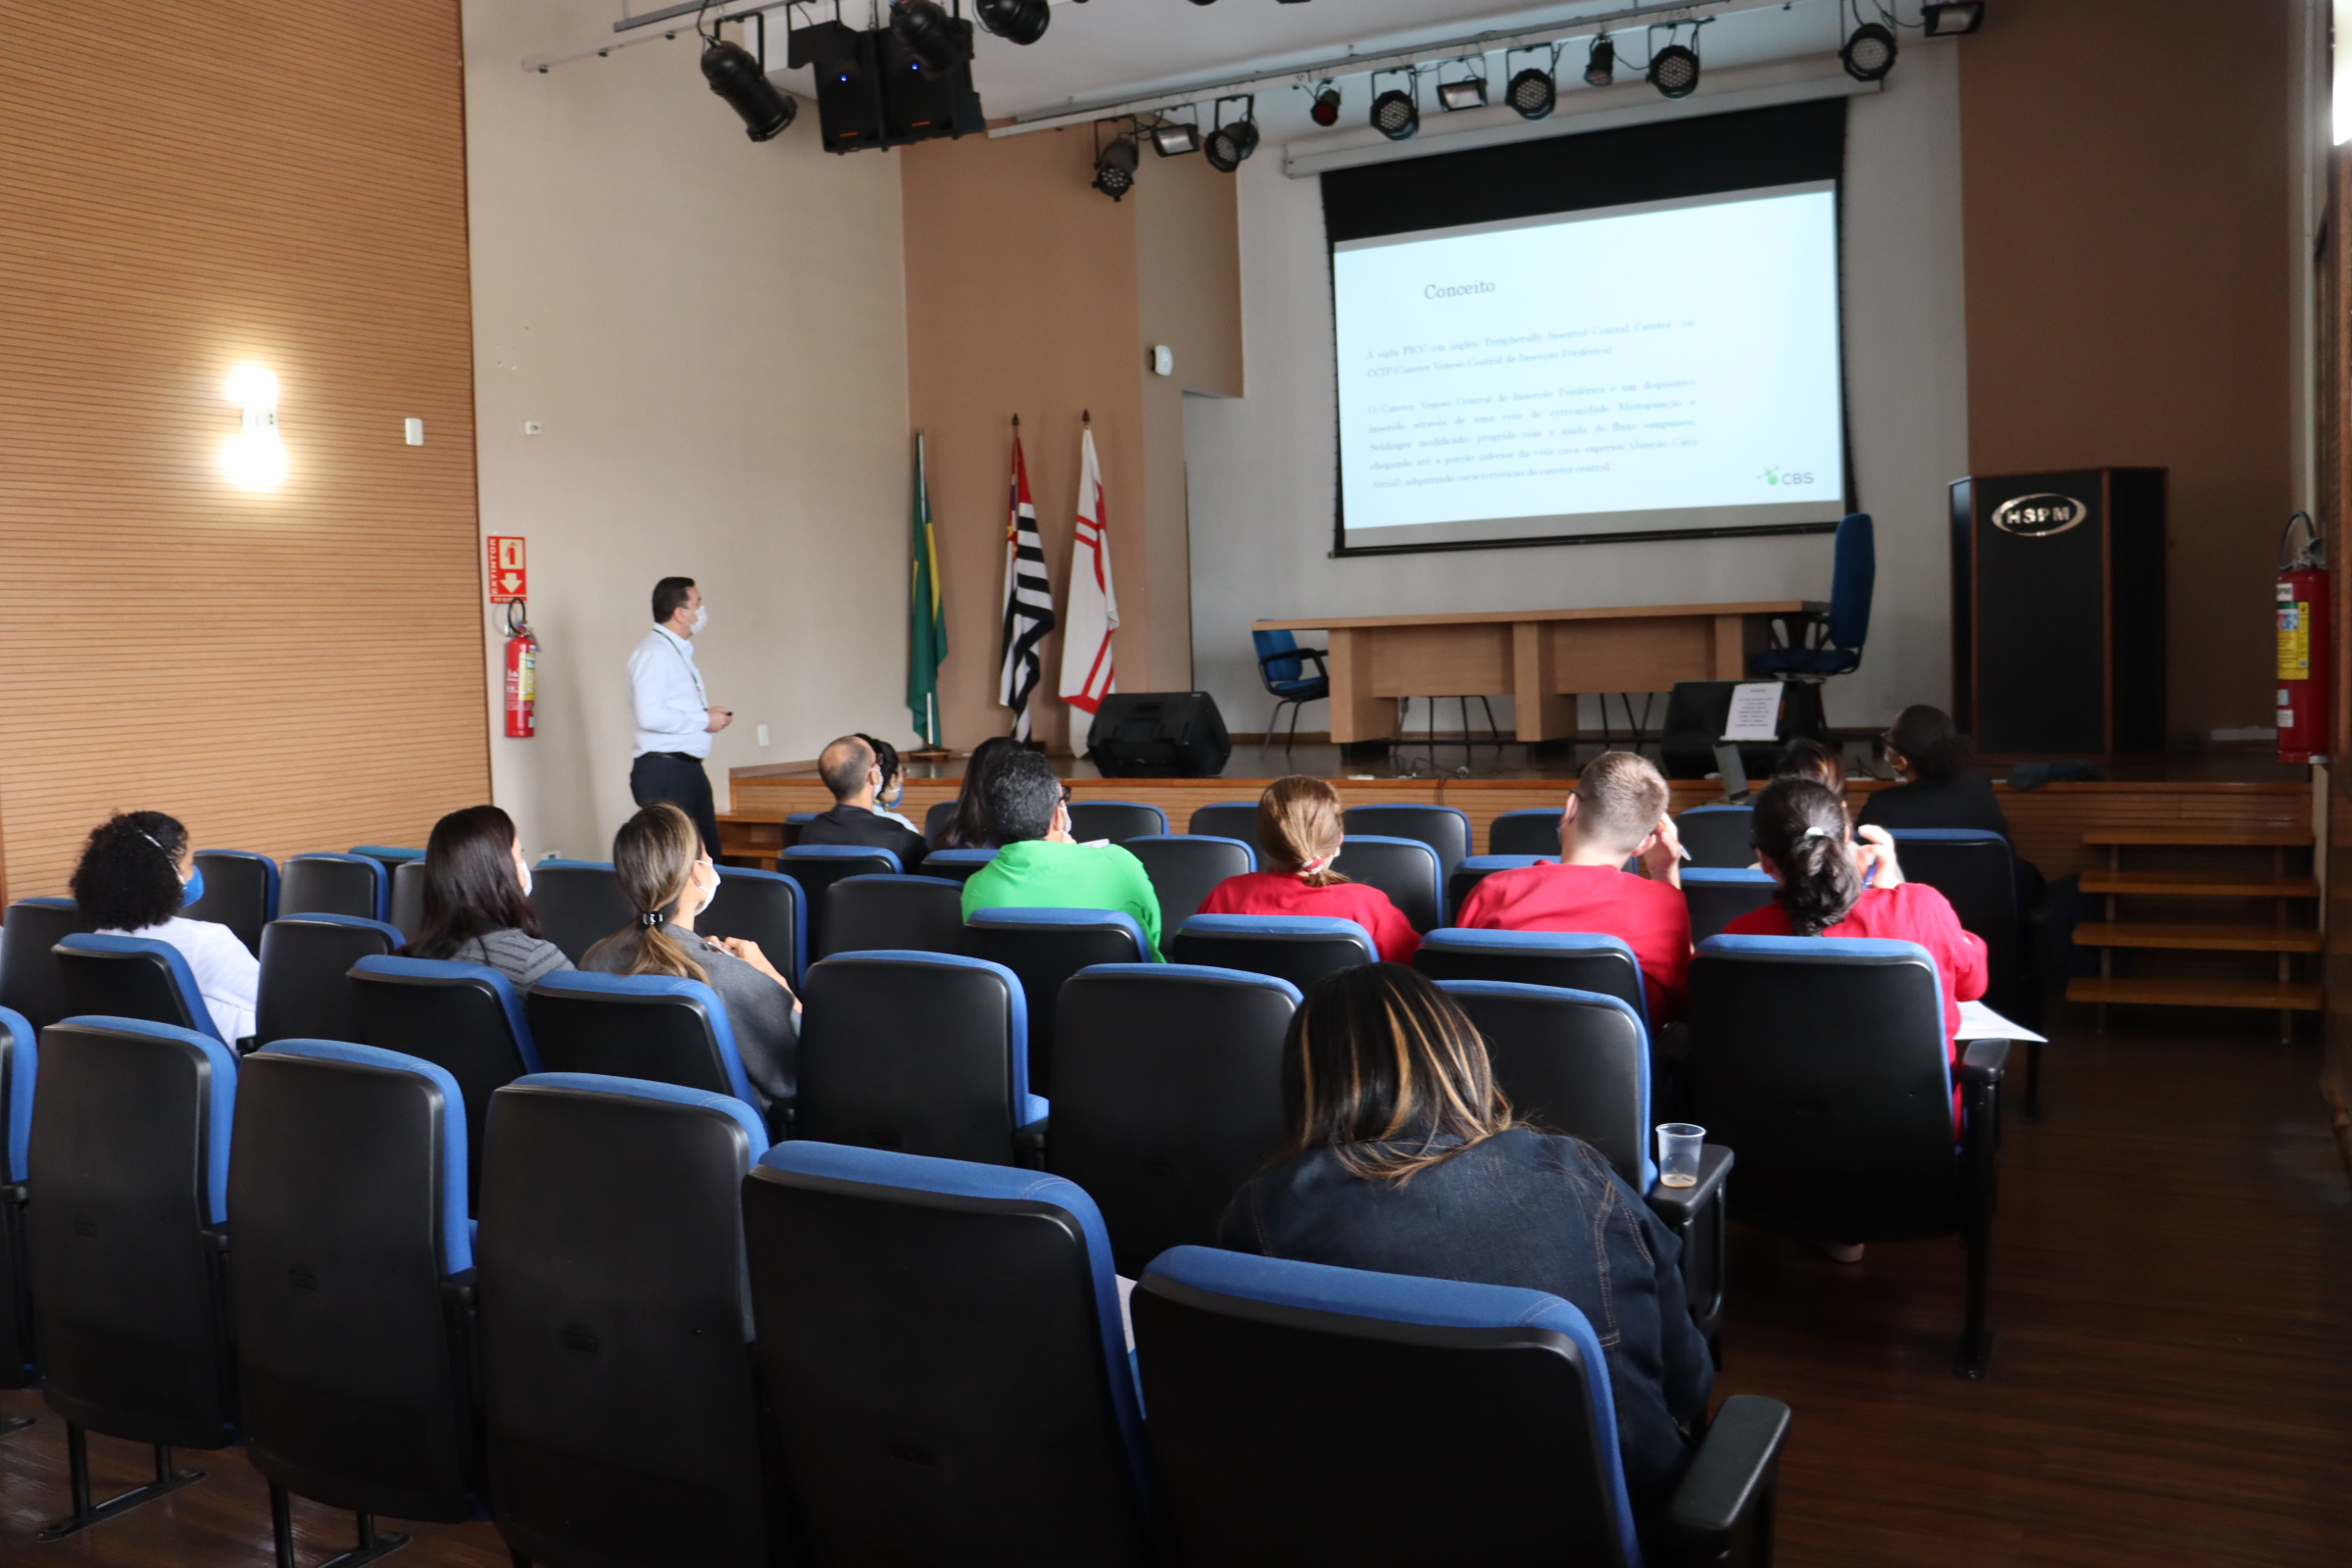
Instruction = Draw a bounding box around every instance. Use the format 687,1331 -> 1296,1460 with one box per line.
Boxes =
690,603 -> 709,633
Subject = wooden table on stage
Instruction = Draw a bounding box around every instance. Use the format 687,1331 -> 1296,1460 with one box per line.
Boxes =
1251,602 -> 1823,745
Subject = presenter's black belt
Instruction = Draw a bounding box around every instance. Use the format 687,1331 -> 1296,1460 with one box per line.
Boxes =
648,751 -> 706,762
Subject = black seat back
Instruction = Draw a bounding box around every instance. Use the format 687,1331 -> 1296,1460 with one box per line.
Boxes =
352,956 -> 539,1210
1675,806 -> 1755,869
477,1074 -> 776,1568
1185,802 -> 1262,856
1168,915 -> 1376,993
525,973 -> 758,1106
782,847 -> 904,956
797,954 -> 1038,1164
917,849 -> 998,885
823,873 -> 965,956
746,1143 -> 1152,1567
389,859 -> 426,942
1488,808 -> 1562,857
1053,963 -> 1297,1273
56,934 -> 218,1042
530,860 -> 633,963
1067,800 -> 1168,845
1445,856 -> 1548,924
923,799 -> 960,846
1436,981 -> 1651,1187
1683,867 -> 1778,942
281,853 -> 387,922
1342,805 -> 1471,881
1891,830 -> 2034,1023
1,898 -> 91,1030
701,865 -> 808,985
960,910 -> 1150,1096
230,1042 -> 478,1520
1329,836 -> 1442,933
1124,834 -> 1254,926
254,914 -> 402,1047
0,1006 -> 35,1389
1689,935 -> 1960,1237
184,850 -> 278,955
28,1017 -> 239,1448
1413,930 -> 1648,1025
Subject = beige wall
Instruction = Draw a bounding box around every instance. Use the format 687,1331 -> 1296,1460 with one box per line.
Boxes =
463,1 -> 911,860
1958,0 -> 2295,746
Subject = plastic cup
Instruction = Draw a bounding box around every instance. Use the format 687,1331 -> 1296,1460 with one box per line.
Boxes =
1656,1123 -> 1705,1189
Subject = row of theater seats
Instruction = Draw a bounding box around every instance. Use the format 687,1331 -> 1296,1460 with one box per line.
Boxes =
0,1025 -> 1791,1564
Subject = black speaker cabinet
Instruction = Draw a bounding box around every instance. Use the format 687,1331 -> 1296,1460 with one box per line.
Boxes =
1950,468 -> 2166,758
1087,693 -> 1232,778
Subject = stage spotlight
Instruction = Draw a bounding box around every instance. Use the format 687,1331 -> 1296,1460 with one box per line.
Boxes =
1370,71 -> 1418,141
1309,81 -> 1341,126
1648,42 -> 1699,99
1434,59 -> 1486,112
702,37 -> 796,141
890,0 -> 968,74
1922,2 -> 1984,36
1152,118 -> 1200,156
1503,46 -> 1553,120
1584,34 -> 1615,87
1203,96 -> 1258,172
1840,22 -> 1896,81
1093,133 -> 1139,201
975,0 -> 1050,46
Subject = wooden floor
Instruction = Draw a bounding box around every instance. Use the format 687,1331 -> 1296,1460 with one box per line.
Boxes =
0,1006 -> 2345,1565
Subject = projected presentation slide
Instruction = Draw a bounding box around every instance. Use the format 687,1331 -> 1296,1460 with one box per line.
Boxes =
1332,182 -> 1845,552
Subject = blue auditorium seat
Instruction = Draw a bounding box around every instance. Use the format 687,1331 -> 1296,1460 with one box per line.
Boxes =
528,859 -> 632,964
1123,833 -> 1255,925
526,970 -> 763,1114
1342,803 -> 1472,881
1488,808 -> 1562,857
388,858 -> 425,942
782,845 -> 903,956
1674,805 -> 1756,870
350,955 -> 540,1209
0,897 -> 90,1031
917,846 -> 999,885
54,932 -> 226,1045
280,852 -> 389,923
0,1007 -> 34,1397
1168,913 -> 1375,992
184,850 -> 278,955
1682,866 -> 1777,943
962,907 -> 1152,1096
1413,928 -> 1650,1028
1330,835 -> 1444,933
1446,854 -> 1548,925
746,1142 -> 1152,1566
822,873 -> 966,957
700,863 -> 808,984
1889,828 -> 2040,1113
254,913 -> 403,1047
1184,801 -> 1262,854
1067,800 -> 1168,844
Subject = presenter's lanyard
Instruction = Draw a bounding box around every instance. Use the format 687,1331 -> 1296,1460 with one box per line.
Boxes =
666,631 -> 707,706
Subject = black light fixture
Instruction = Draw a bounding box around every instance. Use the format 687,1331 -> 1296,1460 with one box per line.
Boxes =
1152,114 -> 1200,156
1093,127 -> 1140,200
1647,27 -> 1699,100
1584,32 -> 1616,87
1922,2 -> 1984,36
1435,58 -> 1487,113
1840,20 -> 1897,81
975,0 -> 1050,46
702,30 -> 796,141
1203,95 -> 1258,173
890,0 -> 969,74
1369,69 -> 1418,141
1503,46 -> 1554,121
1309,80 -> 1342,127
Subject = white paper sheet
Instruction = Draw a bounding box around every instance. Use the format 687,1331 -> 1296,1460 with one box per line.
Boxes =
1957,1000 -> 2046,1044
1722,682 -> 1785,742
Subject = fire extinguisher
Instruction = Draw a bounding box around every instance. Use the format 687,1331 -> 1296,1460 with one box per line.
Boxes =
504,600 -> 539,739
2277,512 -> 2329,765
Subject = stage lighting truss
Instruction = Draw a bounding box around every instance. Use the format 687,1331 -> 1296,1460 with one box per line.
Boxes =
1434,56 -> 1488,113
1840,2 -> 1897,82
1921,2 -> 1984,36
1645,22 -> 1702,100
1307,79 -> 1342,127
1093,122 -> 1140,201
1369,67 -> 1419,141
1151,110 -> 1201,157
1502,44 -> 1555,121
1584,31 -> 1616,88
1203,94 -> 1259,173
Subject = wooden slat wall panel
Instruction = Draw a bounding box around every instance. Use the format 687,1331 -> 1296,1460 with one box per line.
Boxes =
0,4 -> 485,899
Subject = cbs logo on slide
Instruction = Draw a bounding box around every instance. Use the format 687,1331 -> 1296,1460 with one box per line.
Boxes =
1758,467 -> 1816,487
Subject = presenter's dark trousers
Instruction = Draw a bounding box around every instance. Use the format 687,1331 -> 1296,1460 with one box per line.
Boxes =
631,751 -> 722,858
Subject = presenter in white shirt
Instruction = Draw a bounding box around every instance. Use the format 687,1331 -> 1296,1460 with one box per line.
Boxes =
629,576 -> 732,856
69,810 -> 261,1044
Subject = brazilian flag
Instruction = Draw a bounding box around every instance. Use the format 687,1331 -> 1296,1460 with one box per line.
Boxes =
906,431 -> 949,747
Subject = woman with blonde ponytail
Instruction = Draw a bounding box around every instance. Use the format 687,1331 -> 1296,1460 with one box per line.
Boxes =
1196,776 -> 1422,961
582,803 -> 800,1106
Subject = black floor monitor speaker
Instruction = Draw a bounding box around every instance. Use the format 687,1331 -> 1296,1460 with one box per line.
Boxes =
1658,681 -> 1826,780
1087,693 -> 1232,779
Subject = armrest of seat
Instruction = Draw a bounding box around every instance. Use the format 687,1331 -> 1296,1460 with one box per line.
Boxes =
0,1183 -> 24,1208
1014,1116 -> 1050,1171
1958,1037 -> 2010,1209
1257,648 -> 1330,676
235,1035 -> 258,1056
200,1223 -> 230,1254
1644,1145 -> 1733,1229
1666,1394 -> 1791,1567
439,1267 -> 478,1311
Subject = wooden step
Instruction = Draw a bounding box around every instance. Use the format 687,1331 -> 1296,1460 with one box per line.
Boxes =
2067,976 -> 2324,1010
2080,870 -> 2320,899
2071,921 -> 2321,954
2081,827 -> 2312,848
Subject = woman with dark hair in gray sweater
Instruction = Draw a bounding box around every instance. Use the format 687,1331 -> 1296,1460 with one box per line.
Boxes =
401,805 -> 572,989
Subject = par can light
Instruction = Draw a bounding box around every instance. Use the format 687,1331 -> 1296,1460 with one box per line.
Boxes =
1840,22 -> 1896,81
974,0 -> 1049,45
1309,83 -> 1341,126
1370,71 -> 1418,141
1506,67 -> 1553,120
889,0 -> 968,74
1647,42 -> 1699,99
1094,134 -> 1139,200
1584,34 -> 1615,87
1203,95 -> 1257,173
702,38 -> 796,140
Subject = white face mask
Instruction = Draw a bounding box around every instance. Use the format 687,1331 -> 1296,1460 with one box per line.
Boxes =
519,863 -> 533,898
690,604 -> 709,633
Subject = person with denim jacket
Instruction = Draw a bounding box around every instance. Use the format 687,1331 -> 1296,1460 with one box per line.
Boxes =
1219,963 -> 1712,1527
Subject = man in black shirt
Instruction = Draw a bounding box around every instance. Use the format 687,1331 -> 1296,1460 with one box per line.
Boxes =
798,736 -> 931,868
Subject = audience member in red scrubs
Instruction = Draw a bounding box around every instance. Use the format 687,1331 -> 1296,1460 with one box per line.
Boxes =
1453,750 -> 1692,1021
1198,776 -> 1423,963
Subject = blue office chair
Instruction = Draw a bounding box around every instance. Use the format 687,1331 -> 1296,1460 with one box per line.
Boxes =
1067,800 -> 1168,845
1053,962 -> 1298,1273
526,971 -> 763,1114
1413,928 -> 1650,1029
783,845 -> 903,956
746,1143 -> 1153,1566
28,1015 -> 240,1536
1,898 -> 91,1031
184,850 -> 279,955
1134,1247 -> 1789,1564
1683,866 -> 1778,943
54,933 -> 227,1046
1124,834 -> 1254,926
528,859 -> 632,964
918,847 -> 999,885
961,908 -> 1151,1098
1330,835 -> 1443,934
1891,828 -> 2041,1114
1675,805 -> 1756,869
254,913 -> 404,1047
797,952 -> 1048,1166
1752,512 -> 1874,679
0,1007 -> 36,1398
1445,855 -> 1548,925
1436,979 -> 1729,1351
1169,914 -> 1376,993
1186,801 -> 1263,854
1343,805 -> 1472,882
1488,808 -> 1563,857
701,864 -> 808,985
476,1073 -> 779,1567
1252,628 -> 1330,750
1689,934 -> 2008,1378
823,873 -> 967,957
231,1041 -> 480,1560
280,852 -> 389,924
350,956 -> 540,1210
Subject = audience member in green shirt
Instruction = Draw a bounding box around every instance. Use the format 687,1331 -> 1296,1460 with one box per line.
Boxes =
959,749 -> 1164,958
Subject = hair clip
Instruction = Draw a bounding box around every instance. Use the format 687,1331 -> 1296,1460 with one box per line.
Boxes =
1801,826 -> 1834,839
640,909 -> 667,927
